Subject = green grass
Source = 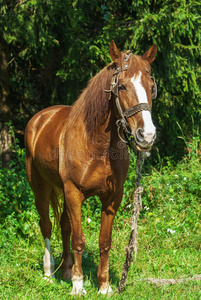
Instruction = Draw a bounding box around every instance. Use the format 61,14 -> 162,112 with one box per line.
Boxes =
1,162 -> 201,300
0,215 -> 201,299
0,130 -> 201,299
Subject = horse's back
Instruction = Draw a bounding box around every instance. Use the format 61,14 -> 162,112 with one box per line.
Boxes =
25,105 -> 72,187
25,105 -> 71,153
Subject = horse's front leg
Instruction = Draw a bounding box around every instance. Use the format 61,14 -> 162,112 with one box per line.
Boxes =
98,189 -> 123,294
63,182 -> 86,295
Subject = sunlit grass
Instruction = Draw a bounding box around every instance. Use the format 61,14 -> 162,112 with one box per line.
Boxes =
1,132 -> 201,298
1,198 -> 200,299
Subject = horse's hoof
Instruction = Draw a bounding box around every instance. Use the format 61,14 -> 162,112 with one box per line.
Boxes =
42,275 -> 55,284
98,285 -> 113,295
70,287 -> 87,295
71,278 -> 87,295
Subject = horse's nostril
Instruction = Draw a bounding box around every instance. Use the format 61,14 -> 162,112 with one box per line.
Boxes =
136,128 -> 144,143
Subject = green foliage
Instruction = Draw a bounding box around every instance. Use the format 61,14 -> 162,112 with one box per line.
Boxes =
1,0 -> 200,162
0,124 -> 36,235
141,158 -> 201,236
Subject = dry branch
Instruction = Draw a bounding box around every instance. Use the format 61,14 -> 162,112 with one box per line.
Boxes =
129,274 -> 201,287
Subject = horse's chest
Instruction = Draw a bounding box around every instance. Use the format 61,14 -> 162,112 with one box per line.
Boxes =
74,157 -> 129,196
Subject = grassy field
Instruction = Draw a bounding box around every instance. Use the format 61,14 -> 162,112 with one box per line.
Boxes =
0,136 -> 201,299
0,204 -> 200,300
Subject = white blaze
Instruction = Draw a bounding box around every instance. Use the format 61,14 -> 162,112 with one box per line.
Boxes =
131,72 -> 156,141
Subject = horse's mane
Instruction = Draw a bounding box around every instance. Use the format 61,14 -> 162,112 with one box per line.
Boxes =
67,54 -> 151,138
67,62 -> 116,137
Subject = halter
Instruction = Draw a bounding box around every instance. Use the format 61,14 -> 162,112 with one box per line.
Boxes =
105,61 -> 154,144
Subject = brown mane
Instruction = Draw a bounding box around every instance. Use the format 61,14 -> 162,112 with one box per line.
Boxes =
67,55 -> 151,138
67,62 -> 116,136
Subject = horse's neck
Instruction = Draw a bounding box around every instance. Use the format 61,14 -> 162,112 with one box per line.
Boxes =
88,105 -> 121,153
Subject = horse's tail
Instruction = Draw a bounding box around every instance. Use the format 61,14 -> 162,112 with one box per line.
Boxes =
50,188 -> 63,230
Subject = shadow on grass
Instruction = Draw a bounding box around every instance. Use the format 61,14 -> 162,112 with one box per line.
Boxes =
37,245 -> 120,290
82,245 -> 120,288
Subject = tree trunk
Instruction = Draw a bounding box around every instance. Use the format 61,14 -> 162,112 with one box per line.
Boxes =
0,38 -> 12,167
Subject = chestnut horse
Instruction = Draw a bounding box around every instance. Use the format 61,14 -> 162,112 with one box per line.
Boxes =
25,40 -> 157,295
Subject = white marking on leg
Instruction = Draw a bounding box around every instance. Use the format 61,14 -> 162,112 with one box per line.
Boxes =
131,72 -> 156,140
71,276 -> 87,295
98,285 -> 113,295
43,238 -> 55,279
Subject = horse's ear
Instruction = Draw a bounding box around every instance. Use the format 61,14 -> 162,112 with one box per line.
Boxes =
109,40 -> 121,64
142,44 -> 157,63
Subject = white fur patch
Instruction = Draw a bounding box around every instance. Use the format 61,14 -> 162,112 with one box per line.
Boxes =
142,111 -> 156,142
71,279 -> 87,295
98,285 -> 113,295
43,238 -> 55,278
131,72 -> 156,140
131,72 -> 148,104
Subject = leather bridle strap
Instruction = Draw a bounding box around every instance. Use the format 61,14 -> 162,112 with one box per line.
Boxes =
105,67 -> 151,120
123,103 -> 151,118
105,64 -> 152,143
115,96 -> 151,139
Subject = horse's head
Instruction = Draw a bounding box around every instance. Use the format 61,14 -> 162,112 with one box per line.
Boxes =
109,40 -> 157,151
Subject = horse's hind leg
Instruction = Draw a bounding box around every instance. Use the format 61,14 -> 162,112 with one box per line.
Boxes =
60,201 -> 73,281
30,169 -> 55,279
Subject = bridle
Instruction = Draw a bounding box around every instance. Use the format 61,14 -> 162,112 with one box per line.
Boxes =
105,57 -> 157,144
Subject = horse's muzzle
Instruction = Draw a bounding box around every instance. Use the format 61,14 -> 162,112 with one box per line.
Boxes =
135,128 -> 156,151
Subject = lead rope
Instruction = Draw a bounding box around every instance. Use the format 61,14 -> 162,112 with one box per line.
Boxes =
118,150 -> 150,294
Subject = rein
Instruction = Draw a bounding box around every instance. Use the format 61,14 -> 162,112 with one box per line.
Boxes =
105,64 -> 152,144
118,150 -> 150,293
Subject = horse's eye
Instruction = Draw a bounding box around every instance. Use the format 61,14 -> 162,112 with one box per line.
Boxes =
119,84 -> 127,91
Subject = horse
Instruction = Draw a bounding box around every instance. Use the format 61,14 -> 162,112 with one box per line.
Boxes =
25,40 -> 157,295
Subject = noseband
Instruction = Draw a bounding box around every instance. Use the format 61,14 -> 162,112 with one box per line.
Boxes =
105,64 -> 152,144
